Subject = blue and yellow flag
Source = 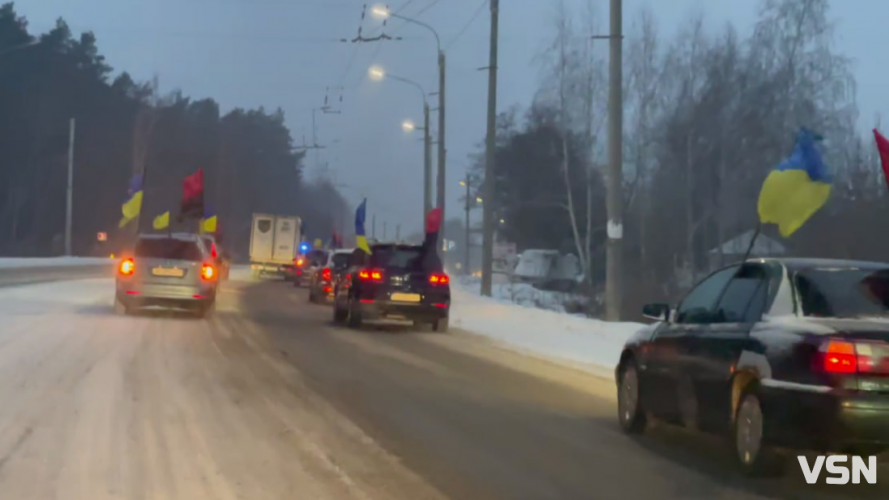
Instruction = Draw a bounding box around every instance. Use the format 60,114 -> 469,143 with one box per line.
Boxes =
355,198 -> 372,254
201,204 -> 217,234
757,128 -> 832,238
119,174 -> 144,228
153,211 -> 170,230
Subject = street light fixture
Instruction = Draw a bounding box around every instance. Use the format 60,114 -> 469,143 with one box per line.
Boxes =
368,65 -> 385,81
370,4 -> 390,19
401,120 -> 416,132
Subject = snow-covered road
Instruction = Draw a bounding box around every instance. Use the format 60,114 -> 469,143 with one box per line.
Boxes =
0,275 -> 876,499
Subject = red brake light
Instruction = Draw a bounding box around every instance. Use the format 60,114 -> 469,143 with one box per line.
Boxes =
322,267 -> 332,281
201,263 -> 216,281
211,242 -> 218,259
429,273 -> 449,285
817,339 -> 865,374
358,268 -> 384,282
119,258 -> 135,276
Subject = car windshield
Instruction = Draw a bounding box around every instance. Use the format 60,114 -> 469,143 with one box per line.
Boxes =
370,246 -> 441,271
795,267 -> 889,318
135,238 -> 203,261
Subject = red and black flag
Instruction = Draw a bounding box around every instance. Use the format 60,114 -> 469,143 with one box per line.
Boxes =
422,208 -> 442,251
180,168 -> 204,219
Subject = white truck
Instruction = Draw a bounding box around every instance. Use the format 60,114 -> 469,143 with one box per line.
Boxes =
249,213 -> 302,279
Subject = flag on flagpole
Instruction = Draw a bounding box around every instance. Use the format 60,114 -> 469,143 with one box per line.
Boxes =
179,168 -> 204,219
873,129 -> 889,189
757,128 -> 832,238
201,203 -> 217,233
119,174 -> 144,228
355,199 -> 372,254
152,211 -> 170,230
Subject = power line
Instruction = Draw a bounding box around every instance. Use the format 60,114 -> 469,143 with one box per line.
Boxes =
443,0 -> 488,51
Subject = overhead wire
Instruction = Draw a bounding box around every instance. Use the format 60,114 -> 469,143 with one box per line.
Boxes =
443,0 -> 488,51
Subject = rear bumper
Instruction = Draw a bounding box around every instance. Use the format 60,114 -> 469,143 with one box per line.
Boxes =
762,386 -> 889,451
117,282 -> 216,308
252,263 -> 293,276
357,300 -> 449,321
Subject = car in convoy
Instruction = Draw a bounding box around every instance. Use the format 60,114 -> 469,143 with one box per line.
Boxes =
308,248 -> 354,303
293,249 -> 328,287
616,258 -> 889,476
332,243 -> 450,331
115,233 -> 219,317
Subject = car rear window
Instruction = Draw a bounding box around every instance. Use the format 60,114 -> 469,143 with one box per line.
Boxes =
370,246 -> 442,271
795,267 -> 889,318
135,238 -> 203,261
332,253 -> 351,269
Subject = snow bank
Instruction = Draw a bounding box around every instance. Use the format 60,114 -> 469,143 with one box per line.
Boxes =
0,257 -> 112,269
451,280 -> 644,376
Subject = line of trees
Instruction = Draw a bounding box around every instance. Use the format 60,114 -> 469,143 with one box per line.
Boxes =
0,3 -> 349,260
468,0 -> 881,318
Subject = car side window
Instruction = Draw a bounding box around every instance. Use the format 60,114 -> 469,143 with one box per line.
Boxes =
675,266 -> 740,324
712,264 -> 774,323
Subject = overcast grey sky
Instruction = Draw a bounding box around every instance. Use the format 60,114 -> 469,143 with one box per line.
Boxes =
21,0 -> 889,235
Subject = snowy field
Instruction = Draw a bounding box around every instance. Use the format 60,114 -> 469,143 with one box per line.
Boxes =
451,278 -> 645,377
0,257 -> 112,269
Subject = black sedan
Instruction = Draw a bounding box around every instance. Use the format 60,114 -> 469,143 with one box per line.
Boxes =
616,258 -> 889,476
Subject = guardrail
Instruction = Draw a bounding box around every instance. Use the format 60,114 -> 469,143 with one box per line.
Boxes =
0,261 -> 113,287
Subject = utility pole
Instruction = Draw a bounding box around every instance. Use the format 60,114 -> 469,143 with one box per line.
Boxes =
437,51 -> 447,246
605,0 -> 624,321
464,173 -> 471,275
383,221 -> 388,240
423,102 -> 433,224
395,223 -> 401,241
480,0 -> 499,296
372,214 -> 376,239
64,117 -> 75,256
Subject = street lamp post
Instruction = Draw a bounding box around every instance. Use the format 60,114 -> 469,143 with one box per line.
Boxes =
372,6 -> 446,243
368,65 -> 432,232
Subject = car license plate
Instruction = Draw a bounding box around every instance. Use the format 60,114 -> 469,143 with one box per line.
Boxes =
391,292 -> 421,303
152,266 -> 185,277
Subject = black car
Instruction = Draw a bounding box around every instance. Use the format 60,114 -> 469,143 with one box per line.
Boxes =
616,258 -> 889,476
332,243 -> 450,331
293,249 -> 328,287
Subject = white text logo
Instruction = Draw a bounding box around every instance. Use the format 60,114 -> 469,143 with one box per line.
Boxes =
798,456 -> 877,484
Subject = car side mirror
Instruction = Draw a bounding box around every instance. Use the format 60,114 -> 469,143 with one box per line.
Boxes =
642,303 -> 670,322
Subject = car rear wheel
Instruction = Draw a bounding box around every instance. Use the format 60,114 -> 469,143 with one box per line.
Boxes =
617,360 -> 647,434
431,317 -> 449,333
333,299 -> 347,323
346,298 -> 363,329
733,388 -> 784,477
113,297 -> 129,316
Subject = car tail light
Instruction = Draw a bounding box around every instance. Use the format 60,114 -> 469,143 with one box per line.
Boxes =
815,338 -> 889,375
201,263 -> 216,281
358,268 -> 384,282
429,273 -> 449,285
119,258 -> 135,276
210,242 -> 218,259
322,267 -> 332,281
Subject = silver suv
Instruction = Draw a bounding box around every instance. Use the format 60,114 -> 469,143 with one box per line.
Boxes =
115,233 -> 219,317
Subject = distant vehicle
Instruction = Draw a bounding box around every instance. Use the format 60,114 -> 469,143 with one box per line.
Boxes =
294,249 -> 328,288
114,233 -> 219,317
196,233 -> 230,280
249,213 -> 301,279
307,248 -> 354,303
617,258 -> 889,477
332,243 -> 450,331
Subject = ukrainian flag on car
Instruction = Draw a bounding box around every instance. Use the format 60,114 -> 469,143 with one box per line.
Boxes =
757,128 -> 832,238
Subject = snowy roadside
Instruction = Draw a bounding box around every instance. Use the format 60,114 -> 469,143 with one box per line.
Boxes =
0,257 -> 112,269
450,278 -> 645,379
